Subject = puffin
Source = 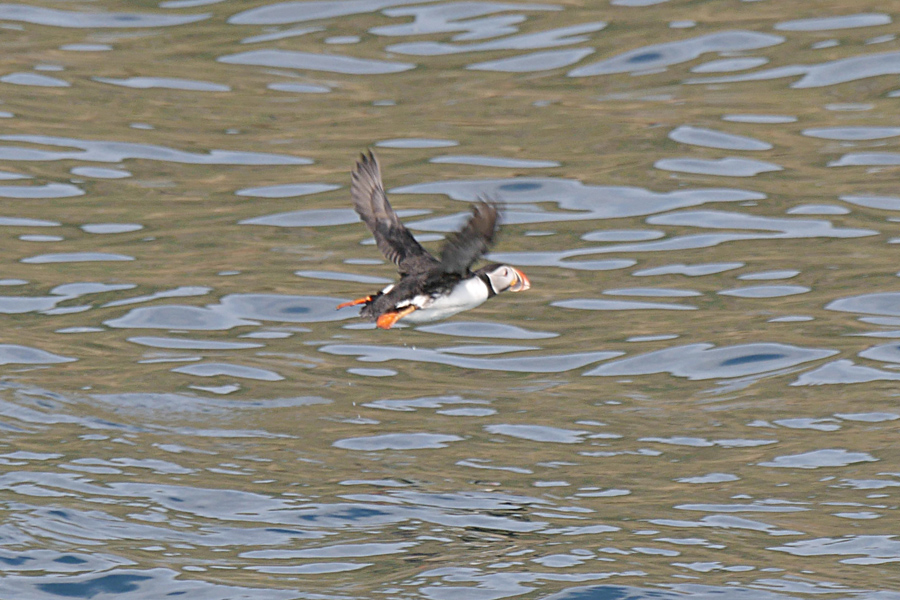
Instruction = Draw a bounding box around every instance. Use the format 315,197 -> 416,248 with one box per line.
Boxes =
337,151 -> 531,329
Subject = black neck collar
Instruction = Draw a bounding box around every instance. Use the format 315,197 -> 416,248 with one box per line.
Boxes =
478,272 -> 497,298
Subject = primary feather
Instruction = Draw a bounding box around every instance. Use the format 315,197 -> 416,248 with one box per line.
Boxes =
440,201 -> 499,275
350,151 -> 438,275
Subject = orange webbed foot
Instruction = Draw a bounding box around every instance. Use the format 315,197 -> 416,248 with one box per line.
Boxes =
375,306 -> 416,329
336,296 -> 372,310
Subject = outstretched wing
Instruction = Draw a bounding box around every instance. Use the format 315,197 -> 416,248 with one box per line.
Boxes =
351,151 -> 439,274
439,200 -> 500,275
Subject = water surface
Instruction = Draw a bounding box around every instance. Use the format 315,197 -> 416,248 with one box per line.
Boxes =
0,1 -> 898,598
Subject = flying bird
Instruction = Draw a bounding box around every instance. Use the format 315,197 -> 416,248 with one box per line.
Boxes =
337,151 -> 530,329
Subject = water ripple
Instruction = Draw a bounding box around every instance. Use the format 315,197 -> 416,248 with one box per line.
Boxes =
215,294 -> 354,323
416,321 -> 558,339
235,182 -> 339,198
668,126 -> 773,151
555,299 -> 697,311
647,210 -> 875,238
431,155 -> 560,168
59,44 -> 113,52
485,424 -> 589,444
72,168 -> 132,180
649,515 -> 802,536
376,138 -> 458,149
244,541 -> 416,560
772,535 -> 900,566
841,196 -> 900,210
655,157 -> 782,176
373,2 -> 560,40
102,287 -> 210,308
691,57 -> 768,73
229,0 -> 438,25
495,206 -> 874,269
21,253 -> 134,264
320,344 -> 622,373
827,292 -> 900,316
5,568 -> 297,600
104,305 -> 258,330
93,77 -> 230,92
0,344 -> 76,365
127,337 -> 262,350
775,13 -> 892,31
0,135 -> 310,165
1,73 -> 69,87
633,262 -> 743,276
240,25 -> 321,44
0,182 -> 82,198
469,48 -> 596,72
802,126 -> 900,140
739,270 -> 800,280
397,178 -> 764,228
218,50 -> 415,75
267,81 -> 331,93
363,395 -> 488,412
0,6 -> 207,28
719,285 -> 810,298
791,359 -> 900,386
830,153 -> 900,167
388,22 -> 606,56
569,31 -> 783,76
333,433 -> 462,450
295,270 -> 392,285
241,208 -> 358,227
723,114 -> 797,124
759,449 -> 878,469
688,50 -> 900,88
171,363 -> 284,381
585,343 -> 837,379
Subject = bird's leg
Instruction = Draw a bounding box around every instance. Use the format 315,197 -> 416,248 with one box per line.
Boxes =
376,306 -> 416,329
336,295 -> 372,310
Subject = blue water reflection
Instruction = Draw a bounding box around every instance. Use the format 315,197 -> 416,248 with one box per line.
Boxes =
219,49 -> 416,74
0,135 -> 311,164
0,6 -> 208,28
569,31 -> 783,76
585,343 -> 836,379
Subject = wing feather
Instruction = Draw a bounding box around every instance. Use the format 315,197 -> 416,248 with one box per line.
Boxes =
439,200 -> 500,275
350,151 -> 438,274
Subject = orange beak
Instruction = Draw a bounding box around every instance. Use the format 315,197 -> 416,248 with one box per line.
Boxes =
509,268 -> 531,292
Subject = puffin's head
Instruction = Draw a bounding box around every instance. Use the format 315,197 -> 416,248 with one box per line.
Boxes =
482,264 -> 531,294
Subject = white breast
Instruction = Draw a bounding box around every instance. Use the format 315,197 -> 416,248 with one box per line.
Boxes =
400,277 -> 490,323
